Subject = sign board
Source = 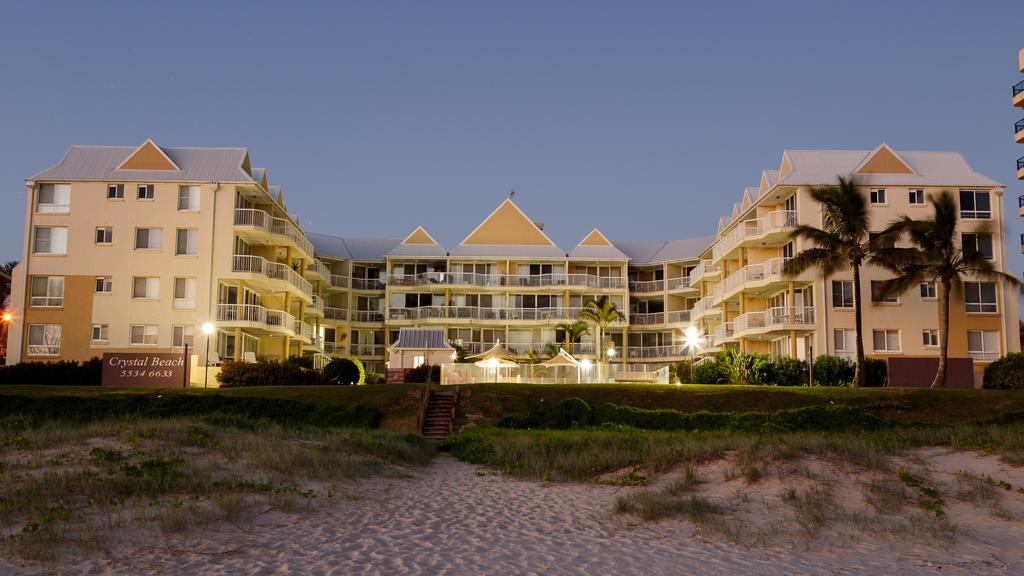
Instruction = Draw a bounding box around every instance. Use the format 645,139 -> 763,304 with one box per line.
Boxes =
101,352 -> 190,388
886,357 -> 974,389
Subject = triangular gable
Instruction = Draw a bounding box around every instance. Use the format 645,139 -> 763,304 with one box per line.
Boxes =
117,139 -> 179,171
275,189 -> 286,209
855,144 -> 915,175
579,228 -> 613,247
740,190 -> 752,211
759,172 -> 771,195
778,152 -> 793,179
731,202 -> 741,220
460,199 -> 557,247
241,152 -> 252,177
402,226 -> 439,246
718,216 -> 729,234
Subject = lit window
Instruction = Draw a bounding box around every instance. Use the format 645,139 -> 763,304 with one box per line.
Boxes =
413,355 -> 426,368
175,228 -> 198,256
130,324 -> 159,346
132,277 -> 160,300
37,183 -> 70,213
30,276 -> 64,307
27,324 -> 62,356
872,329 -> 900,352
964,282 -> 997,313
33,226 -> 68,254
92,324 -> 109,343
135,228 -> 162,250
95,226 -> 113,245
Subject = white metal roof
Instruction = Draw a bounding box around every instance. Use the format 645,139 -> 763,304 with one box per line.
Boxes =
29,145 -> 256,183
776,148 -> 1002,188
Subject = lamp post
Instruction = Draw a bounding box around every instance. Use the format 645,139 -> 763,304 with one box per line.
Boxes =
684,326 -> 701,384
202,322 -> 215,388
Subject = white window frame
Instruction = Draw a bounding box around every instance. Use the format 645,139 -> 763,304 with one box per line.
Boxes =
922,329 -> 939,348
833,328 -> 855,354
870,280 -> 899,304
91,324 -> 110,344
173,277 -> 196,309
908,189 -> 924,205
30,276 -> 64,307
175,228 -> 199,256
134,227 -> 163,251
132,276 -> 160,300
967,330 -> 1000,363
37,183 -> 70,213
869,188 -> 886,205
130,324 -> 159,346
172,325 -> 195,348
137,184 -> 155,200
33,226 -> 68,255
107,184 -> 125,200
919,282 -> 936,300
27,324 -> 62,356
177,185 -> 200,211
964,281 -> 997,314
95,226 -> 113,245
959,190 -> 991,219
95,276 -> 113,294
872,329 -> 901,353
832,280 -> 854,309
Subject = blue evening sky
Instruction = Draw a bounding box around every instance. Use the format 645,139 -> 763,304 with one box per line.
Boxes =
1,1 -> 1022,280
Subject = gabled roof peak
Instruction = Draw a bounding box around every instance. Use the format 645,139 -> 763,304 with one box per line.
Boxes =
855,143 -> 916,175
117,139 -> 180,171
402,226 -> 439,246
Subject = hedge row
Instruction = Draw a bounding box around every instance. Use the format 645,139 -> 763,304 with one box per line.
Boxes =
0,394 -> 381,429
0,358 -> 102,386
684,351 -> 887,387
496,397 -> 884,433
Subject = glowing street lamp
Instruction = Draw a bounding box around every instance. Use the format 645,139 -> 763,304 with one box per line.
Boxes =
1,312 -> 11,323
202,322 -> 215,388
683,326 -> 703,384
607,347 -> 616,359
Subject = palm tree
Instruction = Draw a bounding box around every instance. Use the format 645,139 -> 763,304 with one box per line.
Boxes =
577,295 -> 625,361
1,261 -> 17,276
877,190 -> 1020,388
555,320 -> 589,352
542,342 -> 562,358
783,176 -> 895,387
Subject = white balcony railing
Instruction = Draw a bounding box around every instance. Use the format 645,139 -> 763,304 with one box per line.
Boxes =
308,295 -> 325,316
234,208 -> 315,260
329,274 -> 348,289
691,297 -> 719,319
690,261 -> 720,283
232,255 -> 313,300
734,306 -> 815,335
712,257 -> 790,304
667,276 -> 692,291
386,272 -> 626,289
217,303 -> 268,325
629,345 -> 689,359
351,310 -> 385,323
350,343 -> 385,357
712,210 -> 798,262
666,310 -> 692,324
712,322 -> 735,343
352,277 -> 385,291
630,312 -> 665,326
628,279 -> 664,293
307,259 -> 330,280
323,307 -> 348,321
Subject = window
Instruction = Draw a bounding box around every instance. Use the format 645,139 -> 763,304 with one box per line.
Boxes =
783,194 -> 796,212
833,329 -> 855,353
959,190 -> 991,219
95,226 -> 113,245
964,281 -> 997,313
870,280 -> 898,303
782,241 -> 794,259
92,324 -> 109,343
95,276 -> 112,294
177,186 -> 200,211
132,277 -> 160,300
919,282 -> 936,300
175,228 -> 198,256
172,325 -> 194,348
130,324 -> 159,346
30,276 -> 64,307
137,184 -> 155,200
412,355 -> 425,369
832,280 -> 854,308
37,183 -> 70,212
870,188 -> 886,204
962,233 -> 994,260
173,277 -> 196,309
909,189 -> 924,205
967,330 -> 1000,362
922,329 -> 939,347
107,184 -> 124,199
872,329 -> 901,352
33,226 -> 68,254
134,228 -> 162,250
27,324 -> 61,356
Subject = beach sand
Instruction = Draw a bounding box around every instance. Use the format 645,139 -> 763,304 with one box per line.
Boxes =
6,448 -> 1024,575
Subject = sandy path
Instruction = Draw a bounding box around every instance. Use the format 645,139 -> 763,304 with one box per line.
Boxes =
6,454 -> 1023,575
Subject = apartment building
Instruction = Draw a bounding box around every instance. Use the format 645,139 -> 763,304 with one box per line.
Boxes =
1014,47 -> 1024,247
5,140 -> 1019,384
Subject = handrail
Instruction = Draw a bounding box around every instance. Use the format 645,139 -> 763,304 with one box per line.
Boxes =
329,274 -> 349,288
630,311 -> 665,325
307,259 -> 330,280
1016,119 -> 1024,134
628,279 -> 664,293
712,210 -> 798,261
352,277 -> 385,291
232,254 -> 313,300
351,310 -> 385,322
1018,156 -> 1024,171
234,208 -> 315,259
1014,79 -> 1024,97
667,276 -> 692,290
386,305 -> 627,323
323,306 -> 348,321
387,271 -> 626,289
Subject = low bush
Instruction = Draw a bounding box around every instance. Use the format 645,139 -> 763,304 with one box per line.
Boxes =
217,360 -> 317,388
322,357 -> 365,385
693,360 -> 726,384
366,372 -> 387,385
812,356 -> 855,387
774,357 -> 809,387
0,357 -> 103,386
984,353 -> 1024,390
406,364 -> 441,384
863,358 -> 888,388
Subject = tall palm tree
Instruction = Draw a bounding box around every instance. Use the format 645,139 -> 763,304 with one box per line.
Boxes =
555,320 -> 589,351
877,190 -> 1020,388
1,261 -> 17,276
783,176 -> 895,387
577,295 -> 625,361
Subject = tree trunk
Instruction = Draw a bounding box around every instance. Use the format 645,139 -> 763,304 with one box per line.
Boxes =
596,324 -> 604,361
852,263 -> 866,388
931,278 -> 951,389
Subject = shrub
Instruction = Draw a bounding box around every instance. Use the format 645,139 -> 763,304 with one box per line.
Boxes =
0,358 -> 102,386
984,353 -> 1024,390
216,360 -> 316,388
863,358 -> 888,388
543,398 -> 592,428
366,372 -> 386,385
693,360 -> 726,384
732,353 -> 775,385
774,357 -> 808,387
406,364 -> 441,384
811,356 -> 855,387
285,355 -> 314,370
321,357 -> 365,385
670,360 -> 694,384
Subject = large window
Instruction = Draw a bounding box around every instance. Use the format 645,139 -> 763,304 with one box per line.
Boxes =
30,276 -> 64,307
172,325 -> 194,348
27,324 -> 61,356
175,228 -> 198,256
132,277 -> 160,300
959,190 -> 991,219
33,226 -> 68,254
37,183 -> 70,212
832,280 -> 854,308
177,186 -> 200,211
870,280 -> 899,303
967,330 -> 1000,362
872,329 -> 901,352
173,277 -> 196,309
962,233 -> 994,260
130,325 -> 159,346
964,281 -> 997,313
135,228 -> 162,250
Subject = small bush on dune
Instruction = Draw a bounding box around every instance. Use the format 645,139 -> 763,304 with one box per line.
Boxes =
321,357 -> 365,385
0,358 -> 102,386
774,357 -> 809,387
217,359 -> 317,387
984,353 -> 1024,390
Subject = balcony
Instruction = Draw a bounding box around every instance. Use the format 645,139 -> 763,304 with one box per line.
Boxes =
231,255 -> 313,302
1016,119 -> 1024,144
629,344 -> 688,360
384,306 -> 625,324
307,295 -> 325,318
350,343 -> 385,357
323,341 -> 343,356
630,311 -> 665,326
329,274 -> 349,289
712,322 -> 735,344
233,209 -> 315,260
968,351 -> 999,363
1015,79 -> 1024,108
667,276 -> 695,292
387,272 -> 626,290
306,259 -> 330,282
712,210 -> 798,263
690,261 -> 721,284
628,279 -> 664,293
712,257 -> 790,304
351,310 -> 385,323
1018,156 -> 1024,180
691,296 -> 720,320
733,307 -> 815,337
666,310 -> 692,325
217,304 -> 310,342
323,307 -> 348,321
352,277 -> 385,291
